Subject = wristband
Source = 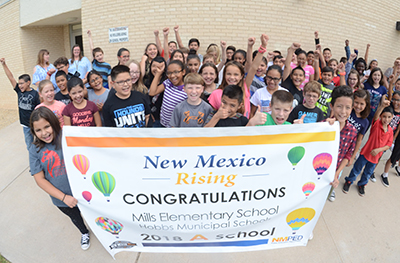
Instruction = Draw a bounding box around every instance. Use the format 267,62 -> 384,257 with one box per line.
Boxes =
258,46 -> 267,54
339,72 -> 346,76
47,71 -> 52,76
62,194 -> 66,202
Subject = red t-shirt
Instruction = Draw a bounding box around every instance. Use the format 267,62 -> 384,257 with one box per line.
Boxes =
62,100 -> 98,126
332,76 -> 340,86
360,119 -> 393,163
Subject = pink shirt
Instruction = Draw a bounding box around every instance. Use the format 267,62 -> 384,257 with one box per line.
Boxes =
290,63 -> 315,90
208,84 -> 251,118
35,100 -> 66,128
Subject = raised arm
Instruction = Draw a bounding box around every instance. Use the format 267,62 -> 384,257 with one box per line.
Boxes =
313,49 -> 321,81
154,30 -> 163,55
364,43 -> 370,65
374,96 -> 390,121
87,30 -> 94,61
174,25 -> 185,49
0,58 -> 17,87
163,27 -> 170,61
245,37 -> 255,73
338,62 -> 346,86
283,43 -> 300,81
314,31 -> 320,46
388,70 -> 400,100
140,54 -> 148,78
345,39 -> 350,60
217,41 -> 227,72
245,34 -> 269,89
148,67 -> 166,96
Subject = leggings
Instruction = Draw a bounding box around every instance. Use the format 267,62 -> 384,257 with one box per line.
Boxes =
58,206 -> 89,234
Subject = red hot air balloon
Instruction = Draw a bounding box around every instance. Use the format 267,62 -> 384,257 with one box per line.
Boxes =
72,154 -> 90,179
82,191 -> 92,203
313,153 -> 332,180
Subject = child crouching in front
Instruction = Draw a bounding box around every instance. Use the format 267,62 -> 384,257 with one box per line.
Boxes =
343,96 -> 393,196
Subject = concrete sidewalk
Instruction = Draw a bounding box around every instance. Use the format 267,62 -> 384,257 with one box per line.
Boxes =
1,121 -> 399,262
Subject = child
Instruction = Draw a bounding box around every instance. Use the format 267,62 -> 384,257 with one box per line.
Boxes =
87,70 -> 109,125
347,89 -> 371,166
199,63 -> 219,102
205,85 -> 266,127
54,71 -> 71,105
316,66 -> 335,118
35,80 -> 66,127
364,67 -> 387,125
347,69 -> 363,91
103,65 -> 150,128
53,57 -> 75,92
62,77 -> 101,127
343,97 -> 393,196
149,60 -> 187,127
282,65 -> 306,107
87,30 -> 112,88
186,54 -> 201,73
128,60 -> 148,94
29,107 -> 90,250
169,73 -> 213,127
249,57 -> 268,97
226,45 -> 236,62
140,43 -> 159,85
1,58 -> 40,149
287,81 -> 324,123
328,59 -> 340,86
188,38 -> 203,61
116,48 -> 130,66
257,90 -> 296,126
327,85 -> 358,202
233,50 -> 246,65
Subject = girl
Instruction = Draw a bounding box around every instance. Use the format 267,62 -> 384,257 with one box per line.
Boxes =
145,56 -> 167,127
87,70 -> 109,124
169,50 -> 185,64
29,107 -> 90,250
140,43 -> 160,86
281,66 -> 306,108
210,34 -> 269,118
117,48 -> 130,66
199,63 -> 219,102
328,59 -> 340,86
128,60 -> 148,94
203,53 -> 216,65
354,58 -> 367,82
187,54 -> 201,73
33,49 -> 56,87
347,89 -> 371,166
35,80 -> 66,127
364,59 -> 378,77
347,69 -> 363,91
249,57 -> 268,97
364,67 -> 387,124
384,57 -> 400,81
63,77 -> 101,127
291,47 -> 314,90
206,44 -> 221,65
68,45 -> 92,84
233,49 -> 246,65
149,60 -> 186,127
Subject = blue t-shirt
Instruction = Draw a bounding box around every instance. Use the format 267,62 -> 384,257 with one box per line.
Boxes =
364,82 -> 387,120
92,59 -> 111,89
347,110 -> 369,135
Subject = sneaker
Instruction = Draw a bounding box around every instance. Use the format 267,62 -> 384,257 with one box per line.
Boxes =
358,185 -> 365,197
308,232 -> 313,240
370,173 -> 376,183
342,181 -> 351,194
81,233 -> 90,250
328,190 -> 336,202
395,166 -> 400,177
381,175 -> 389,187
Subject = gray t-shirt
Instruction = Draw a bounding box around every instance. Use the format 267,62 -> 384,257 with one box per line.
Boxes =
169,100 -> 213,127
88,89 -> 109,125
29,142 -> 72,207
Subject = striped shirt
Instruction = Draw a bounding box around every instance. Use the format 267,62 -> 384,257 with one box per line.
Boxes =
160,79 -> 187,127
92,60 -> 111,88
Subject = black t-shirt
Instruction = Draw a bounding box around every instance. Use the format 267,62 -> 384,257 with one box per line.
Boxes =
54,91 -> 71,105
206,111 -> 249,127
14,84 -> 41,126
103,90 -> 150,128
282,76 -> 303,107
287,104 -> 325,123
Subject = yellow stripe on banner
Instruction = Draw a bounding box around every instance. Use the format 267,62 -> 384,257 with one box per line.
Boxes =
65,131 -> 336,148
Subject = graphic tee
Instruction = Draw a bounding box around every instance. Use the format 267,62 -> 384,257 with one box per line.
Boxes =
14,85 -> 40,127
169,100 -> 213,127
62,100 -> 99,126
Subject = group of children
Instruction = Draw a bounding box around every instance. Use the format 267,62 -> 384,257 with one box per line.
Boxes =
2,28 -> 400,250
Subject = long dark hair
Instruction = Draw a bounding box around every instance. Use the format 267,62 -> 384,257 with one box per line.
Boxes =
145,56 -> 167,88
30,107 -> 62,150
367,67 -> 384,87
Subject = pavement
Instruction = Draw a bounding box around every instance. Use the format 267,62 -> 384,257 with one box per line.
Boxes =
1,121 -> 400,263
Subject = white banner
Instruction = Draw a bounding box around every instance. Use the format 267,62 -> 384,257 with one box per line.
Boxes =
62,123 -> 339,258
109,26 -> 129,43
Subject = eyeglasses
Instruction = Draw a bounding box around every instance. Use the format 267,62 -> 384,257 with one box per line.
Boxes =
266,76 -> 281,83
120,55 -> 130,59
130,71 -> 140,76
115,79 -> 132,86
166,70 -> 183,76
90,76 -> 101,83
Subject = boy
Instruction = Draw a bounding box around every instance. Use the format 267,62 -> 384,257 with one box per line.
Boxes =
326,85 -> 358,201
54,71 -> 70,105
343,97 -> 393,195
91,47 -> 111,89
273,55 -> 284,69
323,48 -> 332,65
288,81 -> 324,123
169,73 -> 212,127
102,65 -> 150,128
1,58 -> 40,149
315,66 -> 335,118
205,85 -> 266,127
53,57 -> 75,92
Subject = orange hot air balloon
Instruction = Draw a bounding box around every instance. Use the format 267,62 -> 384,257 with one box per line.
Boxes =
72,154 -> 90,179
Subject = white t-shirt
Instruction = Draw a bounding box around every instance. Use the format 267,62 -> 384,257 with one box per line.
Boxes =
250,86 -> 288,114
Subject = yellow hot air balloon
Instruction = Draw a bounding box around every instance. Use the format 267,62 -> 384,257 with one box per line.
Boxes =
286,208 -> 315,234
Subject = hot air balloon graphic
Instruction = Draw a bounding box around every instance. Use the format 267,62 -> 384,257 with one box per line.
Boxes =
95,217 -> 123,237
313,153 -> 332,180
82,191 -> 92,203
92,171 -> 116,202
72,154 -> 90,179
286,208 -> 316,234
287,146 -> 305,170
302,182 -> 315,198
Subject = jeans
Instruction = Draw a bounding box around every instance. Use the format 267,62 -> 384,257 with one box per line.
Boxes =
345,154 -> 376,186
23,126 -> 33,150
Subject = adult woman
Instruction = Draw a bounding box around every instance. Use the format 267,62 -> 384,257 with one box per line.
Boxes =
68,45 -> 92,84
33,49 -> 56,86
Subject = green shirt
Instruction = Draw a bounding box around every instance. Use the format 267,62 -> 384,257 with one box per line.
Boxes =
258,113 -> 291,126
